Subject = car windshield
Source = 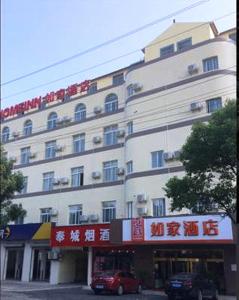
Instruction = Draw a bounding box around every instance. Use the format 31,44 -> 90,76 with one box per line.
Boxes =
97,271 -> 116,277
170,273 -> 196,280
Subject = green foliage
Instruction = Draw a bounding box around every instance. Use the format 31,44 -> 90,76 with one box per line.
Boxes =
0,144 -> 26,225
164,100 -> 237,223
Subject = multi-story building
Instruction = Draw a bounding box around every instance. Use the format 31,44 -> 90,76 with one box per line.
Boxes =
0,22 -> 236,294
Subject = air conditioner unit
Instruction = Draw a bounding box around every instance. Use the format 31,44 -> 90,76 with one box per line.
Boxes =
12,131 -> 20,138
60,177 -> 69,185
163,152 -> 174,161
56,118 -> 63,125
94,106 -> 102,114
188,64 -> 199,75
29,152 -> 37,159
89,214 -> 99,222
93,136 -> 102,144
55,145 -> 64,152
173,150 -> 181,159
117,129 -> 125,138
53,178 -> 61,185
51,209 -> 58,216
92,171 -> 101,179
137,193 -> 148,203
9,156 -> 17,163
132,83 -> 143,92
117,167 -> 125,176
137,207 -> 148,216
48,250 -> 59,260
61,116 -> 71,123
79,215 -> 89,222
190,102 -> 203,112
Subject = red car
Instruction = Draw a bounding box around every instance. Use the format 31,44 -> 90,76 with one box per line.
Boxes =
91,270 -> 142,295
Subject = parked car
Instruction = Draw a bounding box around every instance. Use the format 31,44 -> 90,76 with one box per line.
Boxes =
165,272 -> 218,300
91,270 -> 142,295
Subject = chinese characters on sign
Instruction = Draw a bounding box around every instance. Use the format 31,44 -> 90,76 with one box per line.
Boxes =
131,218 -> 144,241
0,80 -> 91,119
51,224 -> 110,247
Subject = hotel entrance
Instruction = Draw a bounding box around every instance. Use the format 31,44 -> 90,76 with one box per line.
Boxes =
153,249 -> 225,292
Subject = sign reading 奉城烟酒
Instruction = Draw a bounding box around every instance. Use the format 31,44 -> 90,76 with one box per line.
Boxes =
0,80 -> 91,120
123,215 -> 233,244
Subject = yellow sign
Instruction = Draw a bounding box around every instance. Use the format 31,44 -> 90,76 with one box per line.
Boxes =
32,223 -> 51,240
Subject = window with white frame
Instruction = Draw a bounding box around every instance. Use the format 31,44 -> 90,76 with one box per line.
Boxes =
102,201 -> 116,223
151,150 -> 164,168
40,208 -> 52,223
45,140 -> 56,159
23,120 -> 32,136
207,98 -> 222,113
47,112 -> 58,129
14,215 -> 24,225
104,125 -> 118,146
113,73 -> 124,85
105,94 -> 118,113
203,56 -> 218,72
20,176 -> 28,194
152,198 -> 165,217
127,121 -> 133,135
73,133 -> 85,153
1,126 -> 10,143
127,201 -> 133,218
69,205 -> 82,225
87,82 -> 97,94
103,160 -> 118,182
126,161 -> 133,174
71,167 -> 84,187
160,44 -> 174,57
20,147 -> 30,164
43,172 -> 54,191
177,37 -> 192,51
74,103 -> 86,121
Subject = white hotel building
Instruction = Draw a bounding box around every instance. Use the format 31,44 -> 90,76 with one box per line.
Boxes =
0,22 -> 237,294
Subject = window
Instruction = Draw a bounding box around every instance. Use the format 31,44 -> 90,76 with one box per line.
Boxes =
69,205 -> 82,225
151,150 -> 164,168
113,73 -> 124,85
102,201 -> 116,223
20,176 -> 28,194
75,103 -> 86,121
152,198 -> 165,217
177,37 -> 192,51
103,160 -> 118,182
104,125 -> 118,146
203,56 -> 218,72
14,216 -> 24,225
207,98 -> 222,113
87,82 -> 97,94
45,140 -> 56,159
71,167 -> 84,187
127,85 -> 134,97
126,161 -> 133,174
40,208 -> 52,223
43,172 -> 54,191
229,33 -> 236,41
23,120 -> 32,136
160,44 -> 174,57
2,127 -> 10,143
21,147 -> 30,164
127,202 -> 133,218
105,94 -> 118,113
47,112 -> 58,129
127,121 -> 133,135
73,134 -> 85,153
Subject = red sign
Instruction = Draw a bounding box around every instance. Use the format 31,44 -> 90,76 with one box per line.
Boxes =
131,218 -> 144,241
51,224 -> 110,247
1,80 -> 91,120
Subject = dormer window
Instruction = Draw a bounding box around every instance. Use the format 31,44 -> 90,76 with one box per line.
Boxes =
160,44 -> 174,57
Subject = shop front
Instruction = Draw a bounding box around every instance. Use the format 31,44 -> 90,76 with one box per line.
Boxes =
110,214 -> 237,295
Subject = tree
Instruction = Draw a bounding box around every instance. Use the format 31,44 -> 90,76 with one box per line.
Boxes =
0,144 -> 26,225
164,100 -> 237,223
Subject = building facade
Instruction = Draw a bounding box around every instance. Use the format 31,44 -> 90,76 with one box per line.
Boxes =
1,22 -> 236,294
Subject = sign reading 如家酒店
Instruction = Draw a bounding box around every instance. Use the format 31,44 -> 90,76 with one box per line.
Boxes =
0,80 -> 91,120
51,224 -> 110,247
123,215 -> 233,244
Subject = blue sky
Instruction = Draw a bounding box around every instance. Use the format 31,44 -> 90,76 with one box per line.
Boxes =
1,0 -> 236,109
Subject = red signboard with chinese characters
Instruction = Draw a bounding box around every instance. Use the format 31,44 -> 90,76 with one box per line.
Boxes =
51,224 -> 110,247
131,218 -> 144,241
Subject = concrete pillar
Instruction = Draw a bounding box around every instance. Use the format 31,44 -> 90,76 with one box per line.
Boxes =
21,243 -> 32,282
50,260 -> 60,285
0,243 -> 7,280
87,247 -> 93,286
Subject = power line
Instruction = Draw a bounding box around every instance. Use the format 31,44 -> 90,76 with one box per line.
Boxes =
1,0 -> 209,87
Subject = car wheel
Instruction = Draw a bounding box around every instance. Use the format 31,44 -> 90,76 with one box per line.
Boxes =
117,285 -> 124,296
94,289 -> 101,295
197,290 -> 203,300
137,284 -> 142,294
212,289 -> 219,300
